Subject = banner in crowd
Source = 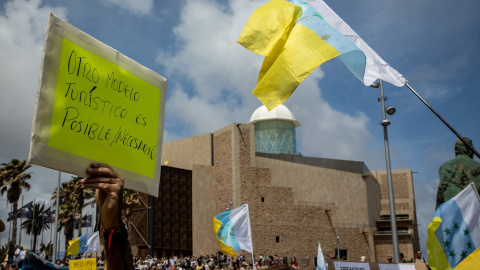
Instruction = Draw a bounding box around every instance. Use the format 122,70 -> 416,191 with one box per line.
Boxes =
29,13 -> 167,196
333,261 -> 370,270
69,258 -> 97,270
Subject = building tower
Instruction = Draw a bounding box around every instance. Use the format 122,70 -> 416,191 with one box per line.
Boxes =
249,104 -> 301,154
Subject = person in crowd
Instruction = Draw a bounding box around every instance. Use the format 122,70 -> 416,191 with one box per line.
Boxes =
399,253 -> 407,263
12,245 -> 20,267
387,256 -> 393,263
289,257 -> 299,270
414,250 -> 427,265
267,256 -> 275,267
81,163 -> 134,270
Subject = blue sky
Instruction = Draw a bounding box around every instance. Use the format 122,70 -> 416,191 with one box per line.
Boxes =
0,0 -> 479,261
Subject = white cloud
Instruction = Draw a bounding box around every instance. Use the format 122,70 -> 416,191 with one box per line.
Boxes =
0,0 -> 68,161
101,0 -> 153,15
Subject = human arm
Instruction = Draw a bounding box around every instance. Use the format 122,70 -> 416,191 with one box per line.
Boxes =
81,163 -> 134,270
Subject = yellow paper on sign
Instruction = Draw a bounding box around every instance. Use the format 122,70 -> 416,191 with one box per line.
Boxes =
29,13 -> 167,196
69,258 -> 97,270
49,38 -> 160,178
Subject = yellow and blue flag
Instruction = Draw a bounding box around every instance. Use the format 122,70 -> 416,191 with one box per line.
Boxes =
427,183 -> 480,270
213,204 -> 253,258
238,0 -> 366,111
67,231 -> 100,255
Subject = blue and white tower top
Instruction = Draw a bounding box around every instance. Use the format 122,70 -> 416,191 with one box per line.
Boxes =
249,105 -> 300,154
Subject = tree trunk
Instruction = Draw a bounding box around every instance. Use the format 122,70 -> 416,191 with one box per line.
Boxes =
33,234 -> 38,252
11,201 -> 18,244
64,222 -> 74,259
77,211 -> 82,238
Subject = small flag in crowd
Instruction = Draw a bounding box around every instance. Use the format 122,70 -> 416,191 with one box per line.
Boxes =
213,204 -> 253,258
238,0 -> 366,111
67,231 -> 100,255
317,241 -> 327,270
427,183 -> 480,270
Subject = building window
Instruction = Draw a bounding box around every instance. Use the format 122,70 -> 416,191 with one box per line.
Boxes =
261,197 -> 265,202
335,249 -> 347,260
276,236 -> 280,243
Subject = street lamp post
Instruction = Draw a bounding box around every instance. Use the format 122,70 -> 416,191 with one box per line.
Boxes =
371,80 -> 400,263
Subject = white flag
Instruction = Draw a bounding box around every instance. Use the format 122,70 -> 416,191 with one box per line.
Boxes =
305,0 -> 406,87
317,241 -> 328,270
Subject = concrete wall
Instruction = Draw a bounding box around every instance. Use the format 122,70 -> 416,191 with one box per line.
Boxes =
162,133 -> 213,170
192,164 -> 217,255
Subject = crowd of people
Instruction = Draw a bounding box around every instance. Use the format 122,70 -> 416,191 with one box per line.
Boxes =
131,254 -> 301,270
2,243 -> 27,270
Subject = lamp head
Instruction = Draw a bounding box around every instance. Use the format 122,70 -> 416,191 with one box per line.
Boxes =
380,119 -> 391,126
386,106 -> 396,115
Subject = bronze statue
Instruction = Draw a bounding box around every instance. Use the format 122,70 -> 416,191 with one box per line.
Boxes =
436,137 -> 480,209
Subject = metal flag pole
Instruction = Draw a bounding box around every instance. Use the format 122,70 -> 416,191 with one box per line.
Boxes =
372,80 -> 400,262
31,198 -> 35,250
8,203 -> 12,244
405,82 -> 480,159
41,201 -> 45,246
19,196 -> 23,247
53,171 -> 61,263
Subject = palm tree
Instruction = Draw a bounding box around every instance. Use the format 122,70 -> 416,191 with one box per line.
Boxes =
0,159 -> 32,244
51,176 -> 95,254
58,201 -> 76,255
21,202 -> 51,250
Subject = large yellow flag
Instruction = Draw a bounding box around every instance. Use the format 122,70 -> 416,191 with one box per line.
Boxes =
238,0 -> 365,111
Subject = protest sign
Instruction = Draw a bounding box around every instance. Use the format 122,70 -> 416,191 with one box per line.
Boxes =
29,13 -> 167,196
69,258 -> 96,270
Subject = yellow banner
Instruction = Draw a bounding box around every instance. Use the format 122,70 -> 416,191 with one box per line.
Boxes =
69,258 -> 96,270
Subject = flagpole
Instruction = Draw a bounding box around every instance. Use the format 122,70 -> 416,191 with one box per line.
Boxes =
42,201 -> 45,246
372,80 -> 400,262
31,198 -> 35,250
53,171 -> 61,263
404,82 -> 480,159
19,196 -> 23,247
8,203 -> 12,244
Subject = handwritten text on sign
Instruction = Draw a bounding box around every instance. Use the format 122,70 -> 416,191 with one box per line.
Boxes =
49,38 -> 161,178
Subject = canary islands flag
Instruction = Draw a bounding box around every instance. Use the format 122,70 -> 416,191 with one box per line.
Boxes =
67,231 -> 100,255
427,183 -> 480,270
304,0 -> 406,87
238,0 -> 366,111
213,204 -> 253,258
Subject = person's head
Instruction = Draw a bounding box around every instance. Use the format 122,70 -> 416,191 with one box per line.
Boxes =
268,256 -> 274,263
416,250 -> 422,259
400,253 -> 404,260
387,256 -> 392,262
56,260 -> 61,265
290,257 -> 298,266
455,137 -> 474,158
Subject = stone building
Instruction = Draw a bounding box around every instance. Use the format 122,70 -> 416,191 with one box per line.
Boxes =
130,105 -> 420,266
